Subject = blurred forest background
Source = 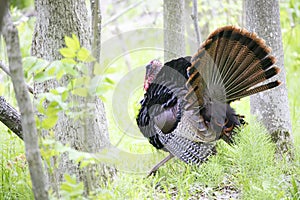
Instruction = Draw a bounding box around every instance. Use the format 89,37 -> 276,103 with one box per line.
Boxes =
0,0 -> 299,199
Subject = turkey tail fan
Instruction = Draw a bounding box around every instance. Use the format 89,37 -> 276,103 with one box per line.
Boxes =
186,25 -> 281,104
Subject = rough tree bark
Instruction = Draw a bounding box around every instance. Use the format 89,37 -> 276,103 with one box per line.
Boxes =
0,96 -> 23,140
191,0 -> 201,46
2,9 -> 48,200
0,0 -> 7,32
164,0 -> 185,61
91,0 -> 101,62
32,0 -> 114,195
244,0 -> 293,158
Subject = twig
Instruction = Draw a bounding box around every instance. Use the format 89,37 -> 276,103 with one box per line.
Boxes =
102,1 -> 143,27
191,0 -> 201,46
0,60 -> 10,75
0,60 -> 34,94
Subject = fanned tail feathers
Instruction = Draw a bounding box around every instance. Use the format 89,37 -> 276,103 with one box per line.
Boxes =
186,26 -> 281,104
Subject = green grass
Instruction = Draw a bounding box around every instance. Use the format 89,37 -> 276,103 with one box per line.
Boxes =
0,125 -> 33,200
91,120 -> 299,200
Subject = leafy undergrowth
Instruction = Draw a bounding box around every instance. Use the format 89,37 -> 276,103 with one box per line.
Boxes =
0,127 -> 33,200
1,120 -> 299,200
93,120 -> 300,200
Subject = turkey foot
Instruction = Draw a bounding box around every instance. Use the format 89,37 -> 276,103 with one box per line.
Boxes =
147,153 -> 174,177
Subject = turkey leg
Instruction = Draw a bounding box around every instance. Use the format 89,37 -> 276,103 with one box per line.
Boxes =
147,153 -> 174,177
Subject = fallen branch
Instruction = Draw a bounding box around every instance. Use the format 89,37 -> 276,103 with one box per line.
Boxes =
0,96 -> 23,140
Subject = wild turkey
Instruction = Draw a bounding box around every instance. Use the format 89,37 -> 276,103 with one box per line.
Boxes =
136,26 -> 280,175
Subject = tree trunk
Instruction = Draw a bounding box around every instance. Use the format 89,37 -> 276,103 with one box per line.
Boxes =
164,0 -> 185,61
31,0 -> 115,195
91,0 -> 101,62
244,0 -> 293,159
0,0 -> 7,32
2,9 -> 48,200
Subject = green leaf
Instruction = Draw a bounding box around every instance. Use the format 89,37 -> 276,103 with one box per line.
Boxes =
89,76 -> 101,94
61,91 -> 69,101
95,81 -> 113,96
23,56 -> 38,72
65,35 -> 80,51
50,87 -> 68,96
93,62 -> 103,75
76,63 -> 89,75
56,69 -> 65,80
73,76 -> 90,87
79,160 -> 90,168
68,150 -> 86,163
63,63 -> 79,77
34,71 -> 55,83
47,60 -> 63,74
64,174 -> 76,185
77,47 -> 95,62
104,77 -> 115,84
27,58 -> 49,74
72,87 -> 88,97
35,116 -> 41,129
41,115 -> 58,129
47,66 -> 56,76
41,103 -> 60,129
105,66 -> 119,74
60,173 -> 84,198
59,48 -> 76,58
72,34 -> 81,50
61,58 -> 77,64
37,97 -> 46,114
42,93 -> 68,110
41,138 -> 56,146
